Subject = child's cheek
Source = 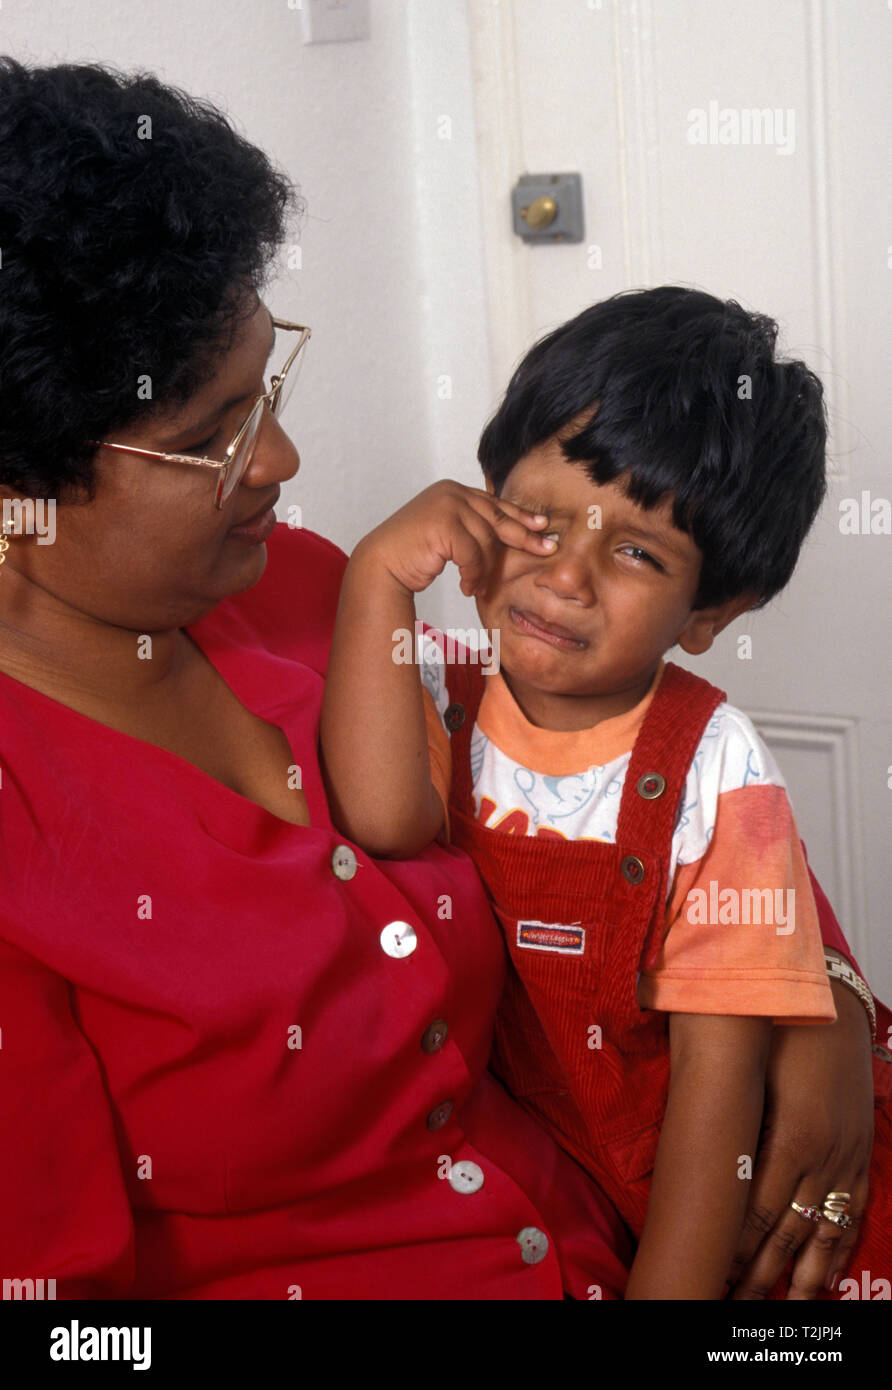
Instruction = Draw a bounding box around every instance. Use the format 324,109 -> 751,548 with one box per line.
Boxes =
479,535 -> 537,616
474,585 -> 503,634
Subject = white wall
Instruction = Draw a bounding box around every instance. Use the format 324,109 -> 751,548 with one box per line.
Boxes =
0,0 -> 494,631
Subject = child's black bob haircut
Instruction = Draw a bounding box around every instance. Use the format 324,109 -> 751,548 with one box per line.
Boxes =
478,286 -> 827,611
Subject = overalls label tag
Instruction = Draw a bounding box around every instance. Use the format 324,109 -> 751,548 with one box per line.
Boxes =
516,921 -> 585,954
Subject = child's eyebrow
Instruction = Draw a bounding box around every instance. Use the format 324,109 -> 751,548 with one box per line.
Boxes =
506,494 -> 572,517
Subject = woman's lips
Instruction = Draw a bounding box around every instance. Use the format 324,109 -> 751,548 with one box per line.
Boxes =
509,607 -> 587,650
227,507 -> 277,545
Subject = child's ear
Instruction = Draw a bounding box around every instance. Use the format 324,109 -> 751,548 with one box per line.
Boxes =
675,592 -> 759,656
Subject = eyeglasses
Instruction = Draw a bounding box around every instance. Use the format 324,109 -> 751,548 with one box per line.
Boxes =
88,317 -> 311,509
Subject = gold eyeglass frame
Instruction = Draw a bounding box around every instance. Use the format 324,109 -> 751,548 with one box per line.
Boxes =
88,318 -> 311,509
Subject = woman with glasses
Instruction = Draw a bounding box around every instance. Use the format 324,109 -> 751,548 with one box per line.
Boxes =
0,58 -> 880,1301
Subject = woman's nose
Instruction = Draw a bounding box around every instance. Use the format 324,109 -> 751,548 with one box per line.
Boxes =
244,408 -> 301,488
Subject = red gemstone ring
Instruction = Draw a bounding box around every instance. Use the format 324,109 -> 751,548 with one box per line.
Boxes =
790,1201 -> 823,1224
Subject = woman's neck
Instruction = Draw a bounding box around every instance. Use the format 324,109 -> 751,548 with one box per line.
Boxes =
0,565 -> 188,714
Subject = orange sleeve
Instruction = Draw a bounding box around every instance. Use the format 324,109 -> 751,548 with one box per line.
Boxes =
422,685 -> 452,842
637,785 -> 836,1024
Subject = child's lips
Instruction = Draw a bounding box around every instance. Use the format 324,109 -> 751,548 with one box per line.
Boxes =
509,607 -> 588,650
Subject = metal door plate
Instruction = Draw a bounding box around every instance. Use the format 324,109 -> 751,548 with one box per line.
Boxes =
512,173 -> 584,243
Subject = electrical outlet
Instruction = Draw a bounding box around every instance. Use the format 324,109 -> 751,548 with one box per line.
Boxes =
301,0 -> 371,45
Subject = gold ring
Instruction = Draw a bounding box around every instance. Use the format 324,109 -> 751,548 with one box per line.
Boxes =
790,1201 -> 822,1224
822,1210 -> 855,1230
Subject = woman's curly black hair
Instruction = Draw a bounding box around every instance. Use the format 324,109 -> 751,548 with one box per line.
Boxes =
0,58 -> 299,499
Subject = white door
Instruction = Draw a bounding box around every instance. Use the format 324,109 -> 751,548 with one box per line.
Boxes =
461,0 -> 891,995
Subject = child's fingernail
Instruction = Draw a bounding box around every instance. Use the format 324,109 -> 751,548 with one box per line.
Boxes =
542,538 -> 557,549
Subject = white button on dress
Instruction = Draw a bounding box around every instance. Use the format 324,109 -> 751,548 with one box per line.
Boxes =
516,1227 -> 549,1264
448,1160 -> 484,1195
379,921 -> 418,959
330,845 -> 358,881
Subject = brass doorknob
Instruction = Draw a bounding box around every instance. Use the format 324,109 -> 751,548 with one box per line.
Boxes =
520,195 -> 558,230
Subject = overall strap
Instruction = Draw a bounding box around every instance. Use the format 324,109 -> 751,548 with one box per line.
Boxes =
439,645 -> 488,817
616,661 -> 726,968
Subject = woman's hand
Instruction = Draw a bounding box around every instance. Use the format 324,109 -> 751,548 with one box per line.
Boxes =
356,479 -> 555,598
727,971 -> 874,1299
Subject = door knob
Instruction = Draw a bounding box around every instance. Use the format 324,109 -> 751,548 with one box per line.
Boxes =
511,173 -> 584,243
521,195 -> 558,229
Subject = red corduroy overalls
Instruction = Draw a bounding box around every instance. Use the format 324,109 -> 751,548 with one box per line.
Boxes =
442,654 -> 892,1297
443,658 -> 721,1238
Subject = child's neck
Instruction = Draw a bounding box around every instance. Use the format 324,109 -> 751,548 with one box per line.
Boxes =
500,663 -> 662,732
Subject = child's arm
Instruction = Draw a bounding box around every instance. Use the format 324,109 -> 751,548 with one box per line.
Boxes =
318,481 -> 553,858
624,1012 -> 773,1300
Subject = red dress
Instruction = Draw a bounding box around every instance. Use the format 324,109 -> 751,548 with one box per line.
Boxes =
0,523 -> 633,1301
441,653 -> 892,1299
